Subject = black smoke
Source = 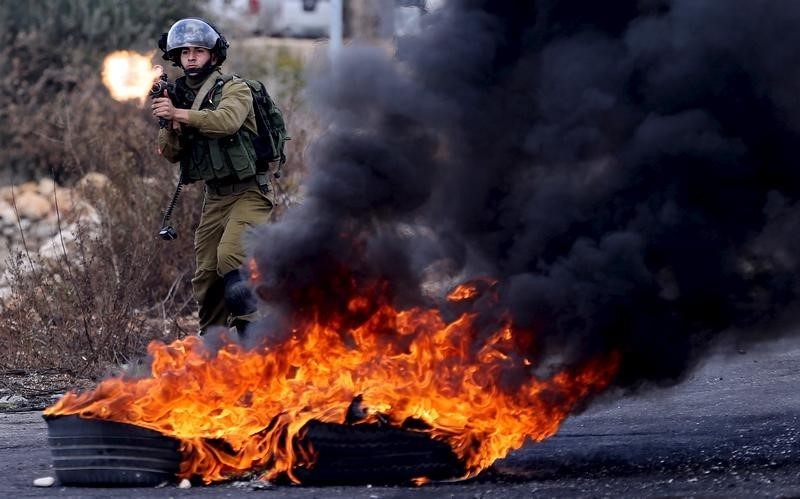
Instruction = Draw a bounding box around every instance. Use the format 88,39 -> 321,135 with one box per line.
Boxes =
249,0 -> 800,388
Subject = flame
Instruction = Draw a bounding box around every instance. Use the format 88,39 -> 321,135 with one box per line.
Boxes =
248,257 -> 261,283
45,279 -> 619,484
101,50 -> 158,103
446,280 -> 486,302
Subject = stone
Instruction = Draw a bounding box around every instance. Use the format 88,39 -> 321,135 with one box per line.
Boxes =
53,188 -> 76,217
33,477 -> 56,487
0,394 -> 28,405
14,191 -> 51,220
72,201 -> 101,227
38,224 -> 78,260
77,172 -> 111,191
18,181 -> 38,194
29,213 -> 59,241
37,178 -> 56,196
0,186 -> 13,204
0,200 -> 16,225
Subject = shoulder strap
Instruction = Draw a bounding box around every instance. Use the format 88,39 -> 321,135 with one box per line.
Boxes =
190,73 -> 235,111
191,76 -> 218,111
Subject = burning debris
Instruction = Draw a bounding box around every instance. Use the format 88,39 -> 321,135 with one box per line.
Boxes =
44,279 -> 618,484
45,0 -> 800,487
45,415 -> 181,487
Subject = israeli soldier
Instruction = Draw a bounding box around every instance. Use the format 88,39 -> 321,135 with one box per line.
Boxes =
152,18 -> 272,336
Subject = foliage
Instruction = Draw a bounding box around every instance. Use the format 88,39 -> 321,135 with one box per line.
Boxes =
0,2 -> 314,375
0,0 -> 199,80
0,76 -> 203,373
0,0 -> 201,180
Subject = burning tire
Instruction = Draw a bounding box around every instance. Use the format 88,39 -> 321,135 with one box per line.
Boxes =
294,420 -> 464,485
44,415 -> 463,486
44,415 -> 181,487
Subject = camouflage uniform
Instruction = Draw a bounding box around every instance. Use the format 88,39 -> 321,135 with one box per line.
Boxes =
158,68 -> 273,333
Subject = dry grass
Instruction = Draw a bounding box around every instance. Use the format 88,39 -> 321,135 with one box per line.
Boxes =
0,39 -> 313,376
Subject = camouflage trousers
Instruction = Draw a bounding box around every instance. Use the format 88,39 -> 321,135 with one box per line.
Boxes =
192,184 -> 272,332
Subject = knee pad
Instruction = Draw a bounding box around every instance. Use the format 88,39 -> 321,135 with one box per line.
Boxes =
223,270 -> 256,317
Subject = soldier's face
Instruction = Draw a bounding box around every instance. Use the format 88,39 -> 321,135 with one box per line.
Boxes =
181,47 -> 213,70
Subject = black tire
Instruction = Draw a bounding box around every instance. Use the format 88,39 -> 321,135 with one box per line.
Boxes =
44,415 -> 181,487
45,416 -> 464,486
293,420 -> 464,485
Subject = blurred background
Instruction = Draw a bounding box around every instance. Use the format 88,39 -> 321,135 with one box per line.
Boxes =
0,0 -> 439,376
208,0 -> 439,38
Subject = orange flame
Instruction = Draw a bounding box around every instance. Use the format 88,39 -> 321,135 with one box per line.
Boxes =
101,50 -> 159,103
45,280 -> 618,484
446,281 -> 483,301
248,257 -> 261,283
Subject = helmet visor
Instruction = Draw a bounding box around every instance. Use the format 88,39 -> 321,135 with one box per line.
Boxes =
166,19 -> 219,52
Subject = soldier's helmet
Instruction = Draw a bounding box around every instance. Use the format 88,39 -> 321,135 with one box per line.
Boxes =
159,18 -> 229,66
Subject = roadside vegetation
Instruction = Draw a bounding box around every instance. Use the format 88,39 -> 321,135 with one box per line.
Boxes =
0,0 -> 312,378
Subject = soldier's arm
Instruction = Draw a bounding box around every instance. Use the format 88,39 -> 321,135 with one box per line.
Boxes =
157,126 -> 182,163
185,80 -> 254,138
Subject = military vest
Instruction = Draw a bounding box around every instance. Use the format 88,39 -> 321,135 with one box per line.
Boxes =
177,77 -> 257,183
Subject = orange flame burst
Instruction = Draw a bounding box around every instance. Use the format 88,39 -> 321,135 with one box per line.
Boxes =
45,279 -> 619,484
446,281 -> 482,302
101,50 -> 159,103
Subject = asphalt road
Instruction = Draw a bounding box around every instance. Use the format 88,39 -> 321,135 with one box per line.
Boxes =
2,337 -> 799,498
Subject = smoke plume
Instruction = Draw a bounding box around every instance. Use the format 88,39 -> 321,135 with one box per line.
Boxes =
249,0 -> 800,388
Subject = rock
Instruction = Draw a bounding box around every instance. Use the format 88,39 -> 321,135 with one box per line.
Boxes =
0,394 -> 28,405
0,200 -> 16,224
37,178 -> 56,196
77,172 -> 111,191
29,214 -> 59,242
18,181 -> 39,194
14,191 -> 51,220
71,201 -> 101,226
53,188 -> 76,217
178,478 -> 191,489
38,225 -> 78,260
0,186 -> 13,204
33,476 -> 55,487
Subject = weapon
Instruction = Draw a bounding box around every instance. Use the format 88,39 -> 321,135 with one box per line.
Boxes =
150,64 -> 181,240
158,178 -> 182,241
149,65 -> 175,129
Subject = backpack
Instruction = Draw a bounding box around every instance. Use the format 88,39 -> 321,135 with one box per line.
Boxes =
214,74 -> 290,177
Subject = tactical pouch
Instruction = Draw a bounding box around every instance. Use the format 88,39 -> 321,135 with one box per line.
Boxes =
179,73 -> 262,183
181,133 -> 213,182
216,133 -> 257,181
